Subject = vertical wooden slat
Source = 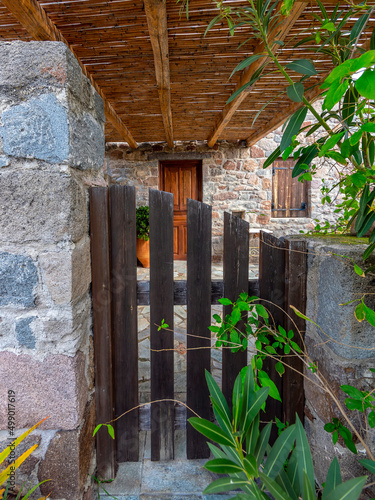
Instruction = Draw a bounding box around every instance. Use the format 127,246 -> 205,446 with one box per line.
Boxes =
284,238 -> 307,424
89,187 -> 116,478
110,185 -> 139,462
259,231 -> 286,442
150,189 -> 174,461
222,212 -> 249,405
186,199 -> 212,459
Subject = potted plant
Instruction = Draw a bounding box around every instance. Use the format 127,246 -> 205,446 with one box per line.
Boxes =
136,205 -> 150,267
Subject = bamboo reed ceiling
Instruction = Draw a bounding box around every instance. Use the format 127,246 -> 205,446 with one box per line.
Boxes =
0,0 -> 373,147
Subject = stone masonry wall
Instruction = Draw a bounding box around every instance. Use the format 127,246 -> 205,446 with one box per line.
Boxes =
304,237 -> 375,496
105,108 -> 340,262
0,41 -> 106,500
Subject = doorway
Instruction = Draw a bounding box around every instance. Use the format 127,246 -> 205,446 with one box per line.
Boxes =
159,160 -> 203,260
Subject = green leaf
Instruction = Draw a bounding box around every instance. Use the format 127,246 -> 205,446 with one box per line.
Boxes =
243,455 -> 258,477
204,458 -> 244,474
246,413 -> 260,455
324,79 -> 348,111
205,370 -> 231,422
255,304 -> 269,319
363,242 -> 375,261
286,59 -> 317,76
295,415 -> 314,492
275,361 -> 285,375
350,11 -> 372,47
188,417 -> 236,447
355,302 -> 365,321
263,425 -> 296,479
368,411 -> 375,428
302,470 -> 315,500
263,147 -> 281,169
356,69 -> 375,100
275,469 -> 298,500
345,398 -> 364,411
318,132 -> 345,157
340,385 -> 363,399
354,264 -> 365,277
321,21 -> 336,32
259,371 -> 282,401
323,457 -> 342,500
342,87 -> 358,126
359,458 -> 375,474
230,54 -> 265,79
254,421 -> 272,466
286,451 -> 300,496
219,297 -> 232,306
107,424 -> 115,439
350,130 -> 363,146
93,424 -> 102,437
363,303 -> 375,327
259,472 -> 294,500
287,83 -> 304,102
203,477 -> 251,495
280,107 -> 308,153
243,387 -> 270,433
324,476 -> 367,500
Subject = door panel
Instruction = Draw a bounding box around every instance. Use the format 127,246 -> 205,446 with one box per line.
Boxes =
160,161 -> 202,260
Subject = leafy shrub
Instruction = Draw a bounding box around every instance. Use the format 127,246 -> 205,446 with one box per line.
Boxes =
136,206 -> 149,241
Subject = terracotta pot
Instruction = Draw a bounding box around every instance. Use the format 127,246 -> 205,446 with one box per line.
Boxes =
137,238 -> 150,268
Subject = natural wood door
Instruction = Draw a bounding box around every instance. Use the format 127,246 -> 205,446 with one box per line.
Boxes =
160,160 -> 202,260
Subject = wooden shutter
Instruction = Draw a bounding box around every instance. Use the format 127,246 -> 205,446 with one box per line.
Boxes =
272,159 -> 308,218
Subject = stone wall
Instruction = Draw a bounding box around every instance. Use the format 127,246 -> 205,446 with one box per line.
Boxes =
304,236 -> 375,495
105,112 -> 340,262
0,41 -> 105,500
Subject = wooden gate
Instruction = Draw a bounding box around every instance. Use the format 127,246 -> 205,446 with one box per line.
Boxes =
90,185 -> 307,477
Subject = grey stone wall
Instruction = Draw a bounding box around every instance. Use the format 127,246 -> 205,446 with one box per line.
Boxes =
0,41 -> 105,500
105,114 -> 339,262
304,237 -> 375,495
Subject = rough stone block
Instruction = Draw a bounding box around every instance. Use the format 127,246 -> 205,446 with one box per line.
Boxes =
70,112 -> 105,170
39,236 -> 91,305
38,397 -> 95,500
0,351 -> 89,430
16,317 -> 37,349
0,252 -> 38,307
0,170 -> 87,244
1,94 -> 69,163
306,238 -> 375,359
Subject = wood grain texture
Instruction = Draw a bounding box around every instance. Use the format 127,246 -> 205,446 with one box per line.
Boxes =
110,185 -> 139,462
89,187 -> 116,478
222,212 -> 249,406
259,231 -> 285,443
144,0 -> 174,147
283,238 -> 307,424
186,199 -> 212,459
149,189 -> 175,461
206,1 -> 308,147
1,0 -> 137,148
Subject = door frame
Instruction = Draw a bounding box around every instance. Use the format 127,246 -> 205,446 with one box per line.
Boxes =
159,159 -> 203,201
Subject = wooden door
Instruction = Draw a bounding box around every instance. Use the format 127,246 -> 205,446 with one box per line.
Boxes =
160,160 -> 202,260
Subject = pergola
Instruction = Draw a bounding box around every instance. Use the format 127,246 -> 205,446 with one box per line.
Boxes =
0,0 -> 373,149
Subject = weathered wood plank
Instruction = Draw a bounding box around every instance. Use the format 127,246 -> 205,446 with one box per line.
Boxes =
137,279 -> 259,305
259,231 -> 286,442
110,185 -> 138,462
150,189 -> 175,461
186,199 -> 212,459
283,238 -> 307,424
144,0 -> 174,147
89,187 -> 116,478
1,0 -> 137,147
222,212 -> 249,405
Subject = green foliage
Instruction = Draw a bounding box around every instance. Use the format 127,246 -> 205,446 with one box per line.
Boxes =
136,205 -> 149,241
189,368 -> 368,499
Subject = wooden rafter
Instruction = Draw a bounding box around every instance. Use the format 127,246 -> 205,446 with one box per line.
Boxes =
1,0 -> 138,149
144,0 -> 174,148
206,1 -> 308,148
246,37 -> 372,146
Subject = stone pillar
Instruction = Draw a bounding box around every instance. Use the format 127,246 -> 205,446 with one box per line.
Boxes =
0,41 -> 105,499
304,237 -> 375,491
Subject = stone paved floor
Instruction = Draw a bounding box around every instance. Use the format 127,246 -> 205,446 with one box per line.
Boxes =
99,261 -> 258,499
99,431 -> 235,500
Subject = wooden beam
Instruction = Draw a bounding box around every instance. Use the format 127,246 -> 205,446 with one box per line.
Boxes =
2,0 -> 138,149
246,37 -> 372,146
206,1 -> 308,148
144,0 -> 174,148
